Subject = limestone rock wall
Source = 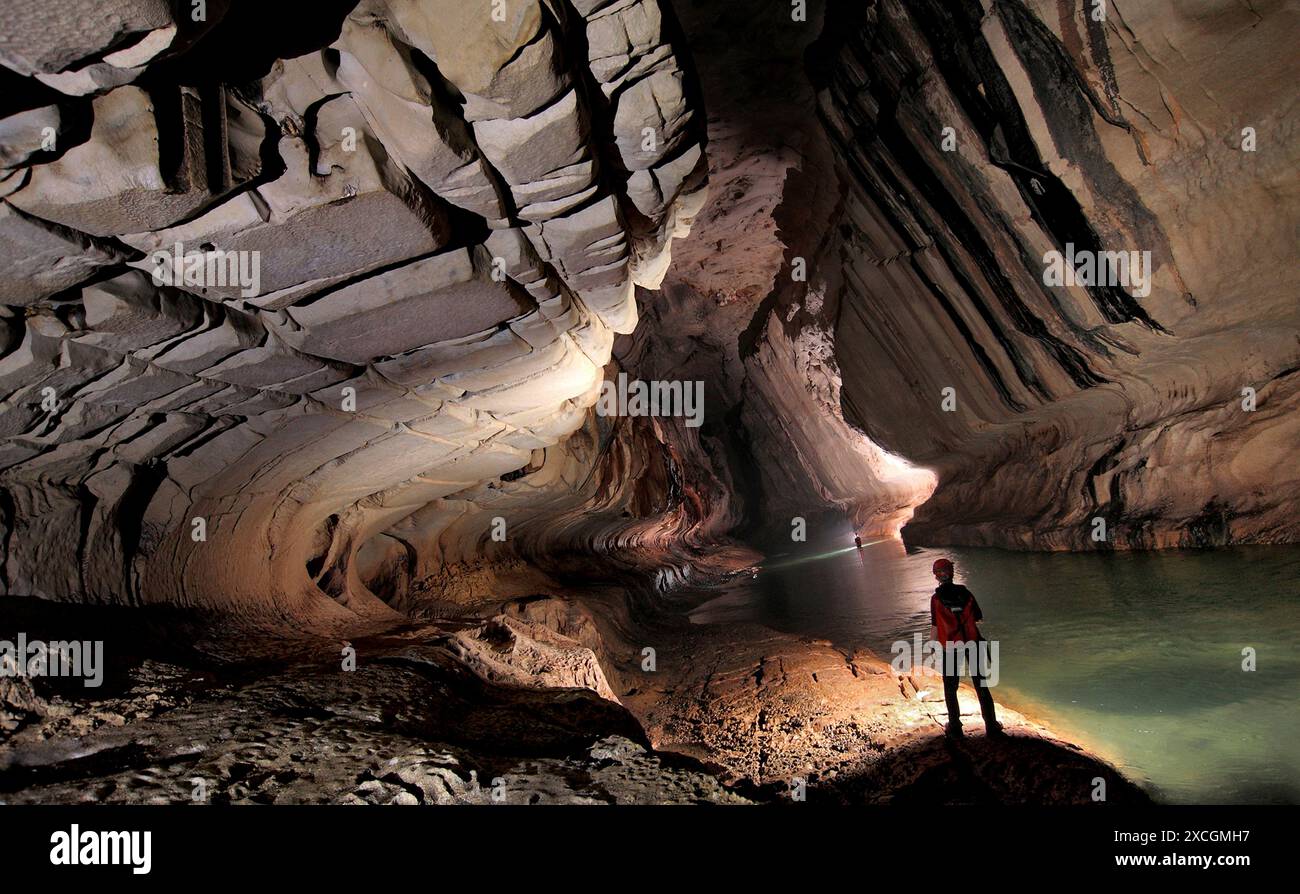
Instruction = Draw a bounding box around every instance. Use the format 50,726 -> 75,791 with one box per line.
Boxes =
659,0 -> 1298,552
0,0 -> 709,629
812,0 -> 1299,549
1,0 -> 1295,640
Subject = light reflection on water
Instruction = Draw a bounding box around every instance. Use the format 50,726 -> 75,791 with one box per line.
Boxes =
690,536 -> 1300,804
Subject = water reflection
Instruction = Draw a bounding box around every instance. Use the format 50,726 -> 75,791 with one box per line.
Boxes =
690,533 -> 1300,804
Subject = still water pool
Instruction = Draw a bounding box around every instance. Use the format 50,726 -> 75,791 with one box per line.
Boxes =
690,536 -> 1300,804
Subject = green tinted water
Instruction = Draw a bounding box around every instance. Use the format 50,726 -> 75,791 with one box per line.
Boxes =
690,536 -> 1300,803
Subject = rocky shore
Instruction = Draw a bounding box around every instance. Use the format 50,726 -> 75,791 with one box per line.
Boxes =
0,579 -> 1149,806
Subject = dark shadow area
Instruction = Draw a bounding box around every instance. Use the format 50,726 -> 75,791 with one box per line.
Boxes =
811,732 -> 1153,805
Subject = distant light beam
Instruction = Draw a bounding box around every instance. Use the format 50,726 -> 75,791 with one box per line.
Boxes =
758,538 -> 892,571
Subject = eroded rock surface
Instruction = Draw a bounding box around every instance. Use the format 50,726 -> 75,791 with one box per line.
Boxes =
659,0 -> 1298,550
0,0 -> 709,631
0,619 -> 749,805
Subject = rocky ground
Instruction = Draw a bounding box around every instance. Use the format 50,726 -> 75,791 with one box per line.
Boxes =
621,615 -> 1150,805
0,617 -> 752,805
1,582 -> 1149,806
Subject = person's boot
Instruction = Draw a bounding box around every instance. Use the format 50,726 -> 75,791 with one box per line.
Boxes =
945,722 -> 964,739
985,720 -> 1006,739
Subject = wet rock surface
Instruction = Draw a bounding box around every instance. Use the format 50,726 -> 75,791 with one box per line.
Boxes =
1,592 -> 1145,806
613,591 -> 1147,804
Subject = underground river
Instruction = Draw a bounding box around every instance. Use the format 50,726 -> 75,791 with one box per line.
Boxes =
691,536 -> 1300,804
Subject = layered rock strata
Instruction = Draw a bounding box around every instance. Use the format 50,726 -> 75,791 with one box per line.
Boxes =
738,0 -> 1299,549
0,0 -> 709,629
645,0 -> 1297,551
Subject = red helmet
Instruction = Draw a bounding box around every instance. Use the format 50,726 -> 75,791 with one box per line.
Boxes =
932,558 -> 954,575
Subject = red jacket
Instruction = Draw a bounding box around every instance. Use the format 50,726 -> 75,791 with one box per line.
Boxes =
930,583 -> 982,644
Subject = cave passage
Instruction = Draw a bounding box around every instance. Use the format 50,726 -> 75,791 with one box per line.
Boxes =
0,0 -> 1296,813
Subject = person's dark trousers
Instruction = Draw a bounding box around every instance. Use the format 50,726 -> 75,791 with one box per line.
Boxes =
941,643 -> 998,730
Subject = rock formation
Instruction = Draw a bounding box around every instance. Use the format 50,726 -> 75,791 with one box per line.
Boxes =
0,0 -> 710,632
684,0 -> 1299,551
